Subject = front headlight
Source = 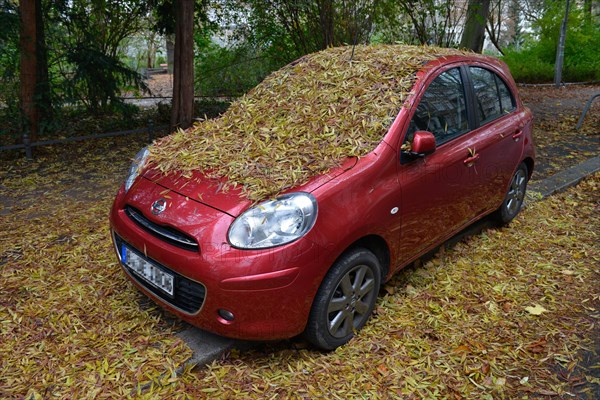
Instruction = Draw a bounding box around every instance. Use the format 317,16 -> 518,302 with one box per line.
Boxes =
124,146 -> 149,192
228,192 -> 318,249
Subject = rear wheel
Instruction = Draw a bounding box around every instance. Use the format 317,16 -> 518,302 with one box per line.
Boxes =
495,163 -> 528,224
304,248 -> 381,351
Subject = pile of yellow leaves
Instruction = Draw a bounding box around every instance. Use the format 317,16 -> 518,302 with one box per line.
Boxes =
150,44 -> 472,200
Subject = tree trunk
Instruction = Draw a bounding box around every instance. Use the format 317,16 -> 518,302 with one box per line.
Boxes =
318,0 -> 334,48
509,0 -> 522,49
460,0 -> 491,53
147,33 -> 156,69
554,0 -> 570,88
19,0 -> 42,141
170,0 -> 194,131
36,0 -> 51,123
583,0 -> 591,25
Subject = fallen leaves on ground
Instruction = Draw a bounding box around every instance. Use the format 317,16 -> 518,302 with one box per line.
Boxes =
1,137 -> 191,399
0,138 -> 600,399
170,173 -> 598,399
1,132 -> 598,398
519,84 -> 600,181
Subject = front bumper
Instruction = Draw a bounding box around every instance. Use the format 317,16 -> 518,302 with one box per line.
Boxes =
109,182 -> 329,340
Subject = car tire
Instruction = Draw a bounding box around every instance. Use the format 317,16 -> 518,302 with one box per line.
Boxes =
304,248 -> 381,351
495,162 -> 528,225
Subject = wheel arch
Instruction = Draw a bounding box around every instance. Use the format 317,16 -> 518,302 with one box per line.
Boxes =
342,234 -> 391,281
522,157 -> 534,180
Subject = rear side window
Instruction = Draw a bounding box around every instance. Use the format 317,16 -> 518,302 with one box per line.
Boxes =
407,68 -> 469,145
496,75 -> 515,113
470,67 -> 515,125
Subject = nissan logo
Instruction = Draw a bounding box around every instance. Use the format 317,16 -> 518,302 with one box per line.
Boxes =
151,198 -> 167,215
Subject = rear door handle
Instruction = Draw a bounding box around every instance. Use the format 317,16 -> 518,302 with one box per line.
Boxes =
512,130 -> 523,141
463,154 -> 480,165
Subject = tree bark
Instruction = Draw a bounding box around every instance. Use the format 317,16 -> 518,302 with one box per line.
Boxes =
36,0 -> 51,123
318,0 -> 334,48
19,0 -> 51,144
147,32 -> 157,68
170,0 -> 194,131
19,0 -> 40,142
460,0 -> 491,53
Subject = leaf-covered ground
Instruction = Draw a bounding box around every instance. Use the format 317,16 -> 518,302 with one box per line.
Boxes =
1,84 -> 598,399
519,84 -> 599,181
0,138 -> 192,399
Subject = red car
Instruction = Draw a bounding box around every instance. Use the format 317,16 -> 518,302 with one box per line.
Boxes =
110,45 -> 534,350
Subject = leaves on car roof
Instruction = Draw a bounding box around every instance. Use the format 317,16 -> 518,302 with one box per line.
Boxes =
149,44 -> 472,200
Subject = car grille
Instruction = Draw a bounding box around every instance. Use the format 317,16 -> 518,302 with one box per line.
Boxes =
114,234 -> 206,314
125,206 -> 199,252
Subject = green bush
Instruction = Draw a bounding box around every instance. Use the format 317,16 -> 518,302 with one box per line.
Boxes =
193,29 -> 292,97
502,1 -> 599,83
503,50 -> 554,83
194,44 -> 285,96
194,99 -> 230,119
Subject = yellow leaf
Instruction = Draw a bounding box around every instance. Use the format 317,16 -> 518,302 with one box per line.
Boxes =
525,304 -> 548,315
561,269 -> 574,275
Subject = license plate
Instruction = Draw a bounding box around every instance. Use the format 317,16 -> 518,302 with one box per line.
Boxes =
121,244 -> 174,297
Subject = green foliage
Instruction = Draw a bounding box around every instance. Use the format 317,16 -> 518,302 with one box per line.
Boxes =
194,99 -> 230,119
0,1 -> 19,80
503,0 -> 600,83
149,0 -> 212,35
49,0 -> 151,111
197,0 -> 405,98
194,31 -> 286,96
502,50 -> 554,83
373,0 -> 464,47
62,44 -> 148,112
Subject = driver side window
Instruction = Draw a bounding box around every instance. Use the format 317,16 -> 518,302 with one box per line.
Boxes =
407,68 -> 469,146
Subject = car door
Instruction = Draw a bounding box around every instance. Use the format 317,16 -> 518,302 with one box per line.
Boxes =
397,66 -> 482,259
464,66 -> 526,215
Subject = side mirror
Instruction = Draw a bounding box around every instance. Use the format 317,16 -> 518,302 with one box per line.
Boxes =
404,130 -> 436,158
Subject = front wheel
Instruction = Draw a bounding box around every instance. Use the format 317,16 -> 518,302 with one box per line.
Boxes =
304,248 -> 381,351
495,163 -> 528,225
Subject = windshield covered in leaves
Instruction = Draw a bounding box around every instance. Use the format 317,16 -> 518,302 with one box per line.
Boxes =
149,44 -> 470,200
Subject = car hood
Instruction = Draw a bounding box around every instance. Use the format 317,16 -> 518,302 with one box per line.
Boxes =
142,157 -> 358,217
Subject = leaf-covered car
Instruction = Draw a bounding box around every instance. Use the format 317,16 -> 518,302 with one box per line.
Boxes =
110,44 -> 535,350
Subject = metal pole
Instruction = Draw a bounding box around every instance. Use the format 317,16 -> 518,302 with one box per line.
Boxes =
576,93 -> 600,130
554,0 -> 571,88
148,119 -> 154,143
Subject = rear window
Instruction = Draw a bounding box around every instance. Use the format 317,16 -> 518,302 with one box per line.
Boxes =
470,67 -> 515,125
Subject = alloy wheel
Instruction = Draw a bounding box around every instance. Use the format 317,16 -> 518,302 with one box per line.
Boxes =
326,264 -> 377,338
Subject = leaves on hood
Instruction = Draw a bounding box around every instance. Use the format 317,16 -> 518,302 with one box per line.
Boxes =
149,44 -> 473,200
